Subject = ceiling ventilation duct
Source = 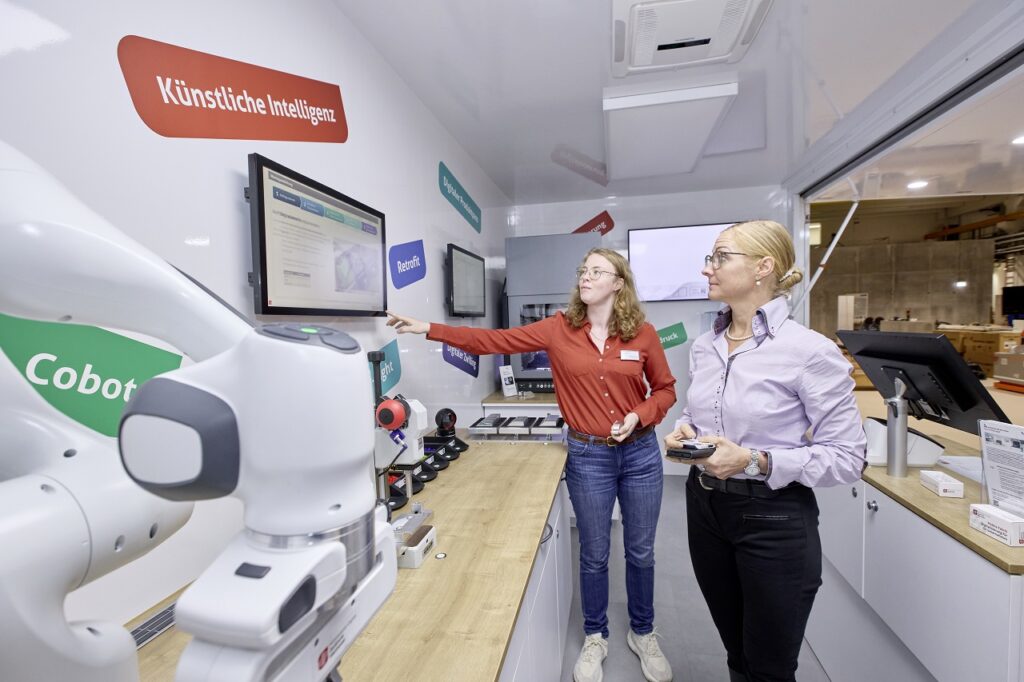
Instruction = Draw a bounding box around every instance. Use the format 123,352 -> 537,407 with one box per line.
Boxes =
612,0 -> 773,77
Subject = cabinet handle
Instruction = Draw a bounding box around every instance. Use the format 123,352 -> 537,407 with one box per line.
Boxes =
851,486 -> 858,498
540,523 -> 553,544
866,500 -> 878,512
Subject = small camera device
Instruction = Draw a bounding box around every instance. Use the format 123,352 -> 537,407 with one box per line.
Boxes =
666,439 -> 716,459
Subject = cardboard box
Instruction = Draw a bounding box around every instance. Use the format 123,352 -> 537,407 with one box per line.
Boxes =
963,332 -> 1020,365
919,470 -> 964,497
937,330 -> 967,355
879,320 -> 935,333
995,352 -> 1024,384
969,504 -> 1024,546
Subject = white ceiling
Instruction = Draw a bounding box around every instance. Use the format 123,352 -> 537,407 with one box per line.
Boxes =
813,65 -> 1024,202
334,0 -> 983,206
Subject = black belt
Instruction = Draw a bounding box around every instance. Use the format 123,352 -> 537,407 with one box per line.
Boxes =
692,470 -> 803,499
567,425 -> 654,447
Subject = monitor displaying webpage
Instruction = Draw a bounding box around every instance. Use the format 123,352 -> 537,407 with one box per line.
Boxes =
629,223 -> 732,301
451,248 -> 485,315
261,167 -> 384,313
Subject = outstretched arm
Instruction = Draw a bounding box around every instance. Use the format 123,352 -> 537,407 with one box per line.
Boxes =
387,311 -> 556,356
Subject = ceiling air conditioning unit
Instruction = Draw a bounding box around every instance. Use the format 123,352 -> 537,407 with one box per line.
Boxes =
612,0 -> 773,78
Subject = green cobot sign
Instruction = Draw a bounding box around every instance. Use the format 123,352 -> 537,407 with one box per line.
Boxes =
0,313 -> 183,437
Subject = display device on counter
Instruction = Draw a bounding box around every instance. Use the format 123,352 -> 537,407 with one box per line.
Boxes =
838,330 -> 1010,474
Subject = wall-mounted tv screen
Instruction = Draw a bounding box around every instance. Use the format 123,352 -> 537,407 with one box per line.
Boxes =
248,153 -> 386,316
628,222 -> 735,301
446,243 -> 486,317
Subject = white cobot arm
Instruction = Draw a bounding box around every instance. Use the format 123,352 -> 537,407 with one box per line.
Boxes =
0,141 -> 395,681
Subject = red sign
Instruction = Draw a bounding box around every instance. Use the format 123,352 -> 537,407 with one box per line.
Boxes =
573,210 -> 615,235
117,35 -> 348,143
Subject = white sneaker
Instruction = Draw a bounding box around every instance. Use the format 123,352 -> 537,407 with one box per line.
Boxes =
573,633 -> 609,682
627,628 -> 673,682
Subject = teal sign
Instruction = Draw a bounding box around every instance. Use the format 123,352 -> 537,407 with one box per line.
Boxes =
438,161 -> 481,232
658,322 -> 688,350
0,313 -> 184,437
368,338 -> 402,394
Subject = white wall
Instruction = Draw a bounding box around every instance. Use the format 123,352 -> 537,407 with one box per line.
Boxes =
0,0 -> 510,624
505,186 -> 794,474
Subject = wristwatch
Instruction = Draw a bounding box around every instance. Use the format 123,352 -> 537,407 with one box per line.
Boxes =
745,448 -> 764,477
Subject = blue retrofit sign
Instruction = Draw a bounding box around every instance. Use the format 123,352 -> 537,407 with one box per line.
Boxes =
389,239 -> 427,289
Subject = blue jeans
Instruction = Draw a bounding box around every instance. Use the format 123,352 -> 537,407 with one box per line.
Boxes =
565,429 -> 663,638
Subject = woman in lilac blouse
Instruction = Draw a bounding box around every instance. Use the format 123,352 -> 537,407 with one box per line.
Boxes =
665,220 -> 866,682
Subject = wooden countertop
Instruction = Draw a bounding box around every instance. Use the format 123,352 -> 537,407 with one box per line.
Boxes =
862,438 -> 1024,574
135,439 -> 567,681
482,389 -> 559,405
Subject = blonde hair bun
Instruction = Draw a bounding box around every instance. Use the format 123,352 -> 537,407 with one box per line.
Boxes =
778,267 -> 803,290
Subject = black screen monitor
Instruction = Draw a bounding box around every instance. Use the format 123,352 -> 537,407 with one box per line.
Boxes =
248,153 -> 386,316
446,243 -> 485,317
628,222 -> 736,301
837,330 -> 1009,436
1003,285 -> 1024,315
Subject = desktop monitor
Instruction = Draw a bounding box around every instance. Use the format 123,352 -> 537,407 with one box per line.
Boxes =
628,222 -> 735,301
503,296 -> 569,391
248,153 -> 386,316
1003,285 -> 1024,315
837,330 -> 1009,435
446,243 -> 485,317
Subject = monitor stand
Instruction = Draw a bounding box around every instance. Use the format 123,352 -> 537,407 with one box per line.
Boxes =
884,378 -> 910,477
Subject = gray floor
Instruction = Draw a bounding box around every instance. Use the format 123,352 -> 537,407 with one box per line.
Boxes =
559,474 -> 830,682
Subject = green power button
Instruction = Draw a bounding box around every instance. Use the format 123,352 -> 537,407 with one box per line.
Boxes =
300,327 -> 318,334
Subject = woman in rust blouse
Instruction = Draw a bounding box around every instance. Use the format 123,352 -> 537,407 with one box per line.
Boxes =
388,247 -> 676,682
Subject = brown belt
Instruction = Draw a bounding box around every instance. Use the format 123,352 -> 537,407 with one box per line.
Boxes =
567,425 -> 654,447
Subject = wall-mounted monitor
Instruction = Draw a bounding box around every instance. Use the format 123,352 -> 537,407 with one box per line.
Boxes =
446,243 -> 486,317
248,153 -> 386,316
628,222 -> 735,301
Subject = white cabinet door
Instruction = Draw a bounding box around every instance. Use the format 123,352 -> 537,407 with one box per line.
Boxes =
499,606 -> 529,682
533,553 -> 562,681
555,482 -> 573,659
501,483 -> 569,682
863,483 -> 1015,682
816,481 -> 865,594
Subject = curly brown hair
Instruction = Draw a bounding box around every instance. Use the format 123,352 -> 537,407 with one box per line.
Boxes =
565,248 -> 646,341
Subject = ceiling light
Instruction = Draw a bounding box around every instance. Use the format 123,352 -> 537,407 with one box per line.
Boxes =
907,180 -> 929,190
1013,135 -> 1024,145
954,281 -> 968,289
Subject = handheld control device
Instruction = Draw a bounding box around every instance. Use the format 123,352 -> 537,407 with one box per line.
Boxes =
666,440 -> 717,459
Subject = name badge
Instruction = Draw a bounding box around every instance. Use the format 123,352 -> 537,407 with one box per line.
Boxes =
620,350 -> 640,361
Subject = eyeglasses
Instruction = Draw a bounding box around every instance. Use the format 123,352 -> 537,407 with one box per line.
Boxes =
576,267 -> 619,281
704,251 -> 749,270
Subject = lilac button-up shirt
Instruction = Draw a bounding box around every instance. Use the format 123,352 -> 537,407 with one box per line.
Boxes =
676,295 -> 866,489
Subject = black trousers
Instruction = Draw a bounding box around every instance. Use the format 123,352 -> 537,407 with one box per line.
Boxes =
686,469 -> 822,682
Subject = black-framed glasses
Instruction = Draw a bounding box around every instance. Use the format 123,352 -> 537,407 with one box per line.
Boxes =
704,251 -> 749,270
576,267 -> 619,281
